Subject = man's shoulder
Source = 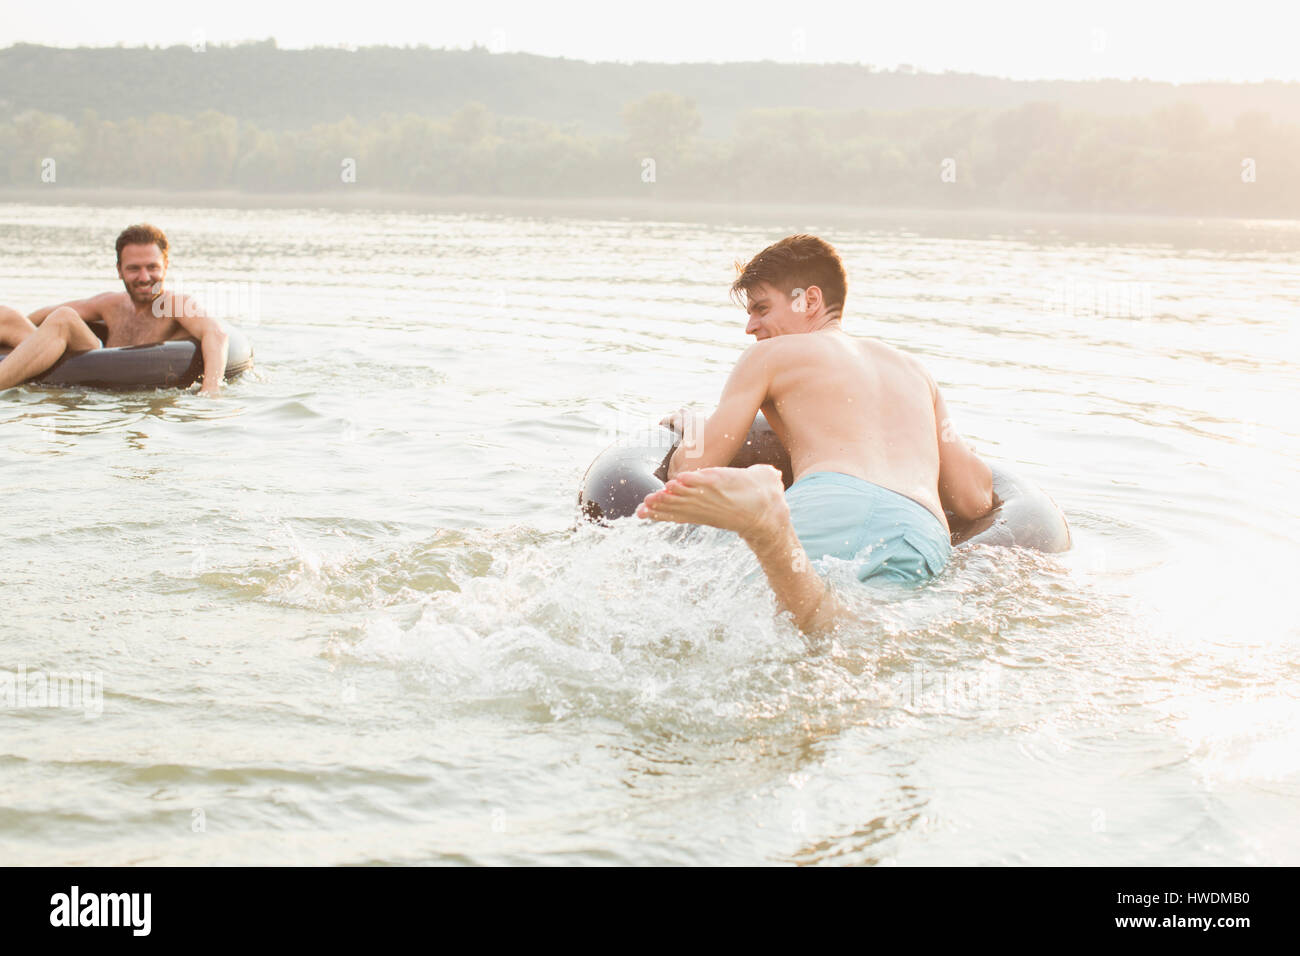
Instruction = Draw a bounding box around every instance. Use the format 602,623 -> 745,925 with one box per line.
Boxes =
834,334 -> 937,397
778,329 -> 879,359
855,334 -> 927,369
150,290 -> 192,317
89,291 -> 130,320
736,335 -> 816,373
753,332 -> 834,354
737,336 -> 784,362
874,339 -> 937,397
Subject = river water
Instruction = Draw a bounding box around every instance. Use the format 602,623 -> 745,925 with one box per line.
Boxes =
1,199 -> 1296,865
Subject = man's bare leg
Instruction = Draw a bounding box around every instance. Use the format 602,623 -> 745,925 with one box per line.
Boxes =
0,306 -> 100,389
0,305 -> 37,349
637,464 -> 841,635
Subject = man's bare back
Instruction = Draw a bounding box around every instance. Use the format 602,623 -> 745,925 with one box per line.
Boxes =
756,329 -> 947,531
641,234 -> 994,635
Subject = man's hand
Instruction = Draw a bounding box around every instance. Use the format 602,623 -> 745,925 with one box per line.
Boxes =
659,407 -> 698,436
661,408 -> 705,460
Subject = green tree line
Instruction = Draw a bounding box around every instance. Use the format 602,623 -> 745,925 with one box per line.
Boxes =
7,43 -> 1300,136
2,95 -> 1296,217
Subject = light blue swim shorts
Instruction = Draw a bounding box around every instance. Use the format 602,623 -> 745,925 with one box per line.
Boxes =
785,471 -> 952,585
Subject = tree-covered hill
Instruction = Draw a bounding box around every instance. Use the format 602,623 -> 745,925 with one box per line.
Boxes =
3,43 -> 1298,217
4,41 -> 1300,135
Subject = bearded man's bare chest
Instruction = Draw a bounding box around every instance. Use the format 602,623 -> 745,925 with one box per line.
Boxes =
102,311 -> 187,348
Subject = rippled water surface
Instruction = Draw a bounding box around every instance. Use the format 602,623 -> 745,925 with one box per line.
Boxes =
1,201 -> 1297,865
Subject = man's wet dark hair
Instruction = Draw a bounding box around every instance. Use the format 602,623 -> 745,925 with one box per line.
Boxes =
730,234 -> 847,318
115,223 -> 169,265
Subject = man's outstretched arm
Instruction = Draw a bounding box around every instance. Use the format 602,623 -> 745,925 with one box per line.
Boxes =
664,343 -> 773,479
173,298 -> 230,396
28,293 -> 111,326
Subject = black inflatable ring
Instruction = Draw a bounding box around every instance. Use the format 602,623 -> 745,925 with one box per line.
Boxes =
0,321 -> 254,390
579,415 -> 1071,553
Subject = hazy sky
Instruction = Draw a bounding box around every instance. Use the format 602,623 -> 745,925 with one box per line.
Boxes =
4,0 -> 1297,82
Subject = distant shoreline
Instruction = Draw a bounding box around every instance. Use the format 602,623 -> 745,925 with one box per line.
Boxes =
1,187 -> 1297,230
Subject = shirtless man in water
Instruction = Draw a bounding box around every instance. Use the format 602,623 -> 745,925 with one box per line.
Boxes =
0,223 -> 229,395
637,235 -> 995,635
